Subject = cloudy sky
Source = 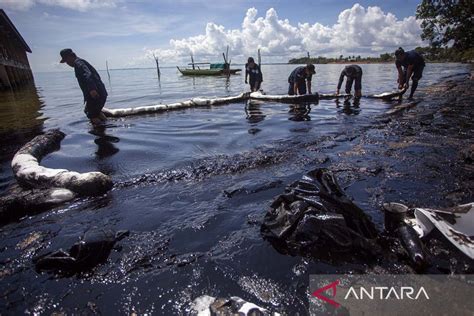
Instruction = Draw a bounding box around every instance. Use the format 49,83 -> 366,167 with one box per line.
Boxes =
1,0 -> 425,72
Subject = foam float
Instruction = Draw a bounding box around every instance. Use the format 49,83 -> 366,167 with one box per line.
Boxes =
365,88 -> 407,100
11,129 -> 112,196
102,93 -> 248,117
101,90 -> 407,118
1,129 -> 113,224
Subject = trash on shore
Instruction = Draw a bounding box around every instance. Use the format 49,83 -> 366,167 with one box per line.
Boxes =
261,168 -> 472,270
410,203 -> 473,259
191,295 -> 280,316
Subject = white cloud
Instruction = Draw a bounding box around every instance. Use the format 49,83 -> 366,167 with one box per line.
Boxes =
142,4 -> 424,64
0,0 -> 35,11
0,0 -> 117,11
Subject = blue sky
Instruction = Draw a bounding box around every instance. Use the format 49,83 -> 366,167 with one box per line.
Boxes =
1,0 -> 424,72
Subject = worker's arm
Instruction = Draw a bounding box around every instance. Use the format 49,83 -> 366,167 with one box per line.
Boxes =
294,82 -> 299,95
396,65 -> 405,89
245,67 -> 248,83
307,80 -> 312,95
336,72 -> 344,94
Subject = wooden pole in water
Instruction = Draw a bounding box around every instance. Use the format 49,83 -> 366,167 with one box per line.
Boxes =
106,60 -> 111,82
191,54 -> 195,70
257,48 -> 261,66
307,51 -> 310,62
153,53 -> 161,79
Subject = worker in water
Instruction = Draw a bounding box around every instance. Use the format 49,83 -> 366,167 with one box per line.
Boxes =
245,57 -> 263,92
288,64 -> 316,95
59,48 -> 108,125
336,65 -> 363,97
395,47 -> 425,99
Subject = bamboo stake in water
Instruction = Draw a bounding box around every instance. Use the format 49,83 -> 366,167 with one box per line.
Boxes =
106,60 -> 111,83
153,53 -> 161,80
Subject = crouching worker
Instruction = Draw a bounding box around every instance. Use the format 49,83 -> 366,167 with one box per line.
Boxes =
245,57 -> 263,92
288,64 -> 316,95
336,65 -> 362,97
60,48 -> 108,125
395,47 -> 425,99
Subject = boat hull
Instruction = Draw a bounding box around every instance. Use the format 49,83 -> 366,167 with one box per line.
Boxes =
177,67 -> 241,76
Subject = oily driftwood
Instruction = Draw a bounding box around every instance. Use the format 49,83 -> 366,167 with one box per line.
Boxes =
0,186 -> 75,223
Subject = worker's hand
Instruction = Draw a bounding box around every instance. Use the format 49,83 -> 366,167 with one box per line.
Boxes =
398,84 -> 404,90
403,83 -> 409,90
90,90 -> 99,99
245,80 -> 248,84
336,89 -> 340,95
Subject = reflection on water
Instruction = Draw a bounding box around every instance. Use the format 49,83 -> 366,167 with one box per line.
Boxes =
0,85 -> 44,192
288,103 -> 312,121
0,84 -> 44,134
89,124 -> 120,159
245,101 -> 266,124
335,97 -> 361,116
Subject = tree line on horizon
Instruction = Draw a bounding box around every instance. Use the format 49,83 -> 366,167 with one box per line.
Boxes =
288,46 -> 473,64
290,0 -> 473,64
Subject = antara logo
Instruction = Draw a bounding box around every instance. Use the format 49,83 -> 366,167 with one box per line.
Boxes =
312,280 -> 430,308
344,286 -> 430,300
312,280 -> 341,307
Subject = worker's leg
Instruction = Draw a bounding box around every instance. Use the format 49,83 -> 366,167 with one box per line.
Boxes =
85,95 -> 107,125
345,77 -> 354,94
409,65 -> 424,99
354,74 -> 362,97
298,81 -> 306,95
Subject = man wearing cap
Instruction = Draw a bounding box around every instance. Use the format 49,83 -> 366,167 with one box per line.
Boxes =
395,47 -> 425,99
336,64 -> 363,97
60,49 -> 108,124
288,64 -> 316,95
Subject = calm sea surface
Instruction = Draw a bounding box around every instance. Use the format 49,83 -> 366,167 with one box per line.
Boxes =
0,63 -> 469,314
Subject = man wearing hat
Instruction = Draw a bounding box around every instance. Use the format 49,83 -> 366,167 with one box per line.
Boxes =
288,64 -> 316,95
394,47 -> 425,99
60,49 -> 108,124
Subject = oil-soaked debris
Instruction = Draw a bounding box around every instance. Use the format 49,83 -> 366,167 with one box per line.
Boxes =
261,168 -> 380,262
117,149 -> 291,188
166,253 -> 204,268
33,228 -> 129,275
223,180 -> 283,198
262,168 -> 473,272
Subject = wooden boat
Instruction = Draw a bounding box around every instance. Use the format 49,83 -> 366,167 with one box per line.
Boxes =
177,63 -> 241,76
177,67 -> 240,76
178,48 -> 241,76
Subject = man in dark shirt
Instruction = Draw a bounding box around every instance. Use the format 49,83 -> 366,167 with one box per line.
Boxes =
60,48 -> 108,124
245,57 -> 263,92
288,64 -> 316,95
395,47 -> 425,99
336,64 -> 363,97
